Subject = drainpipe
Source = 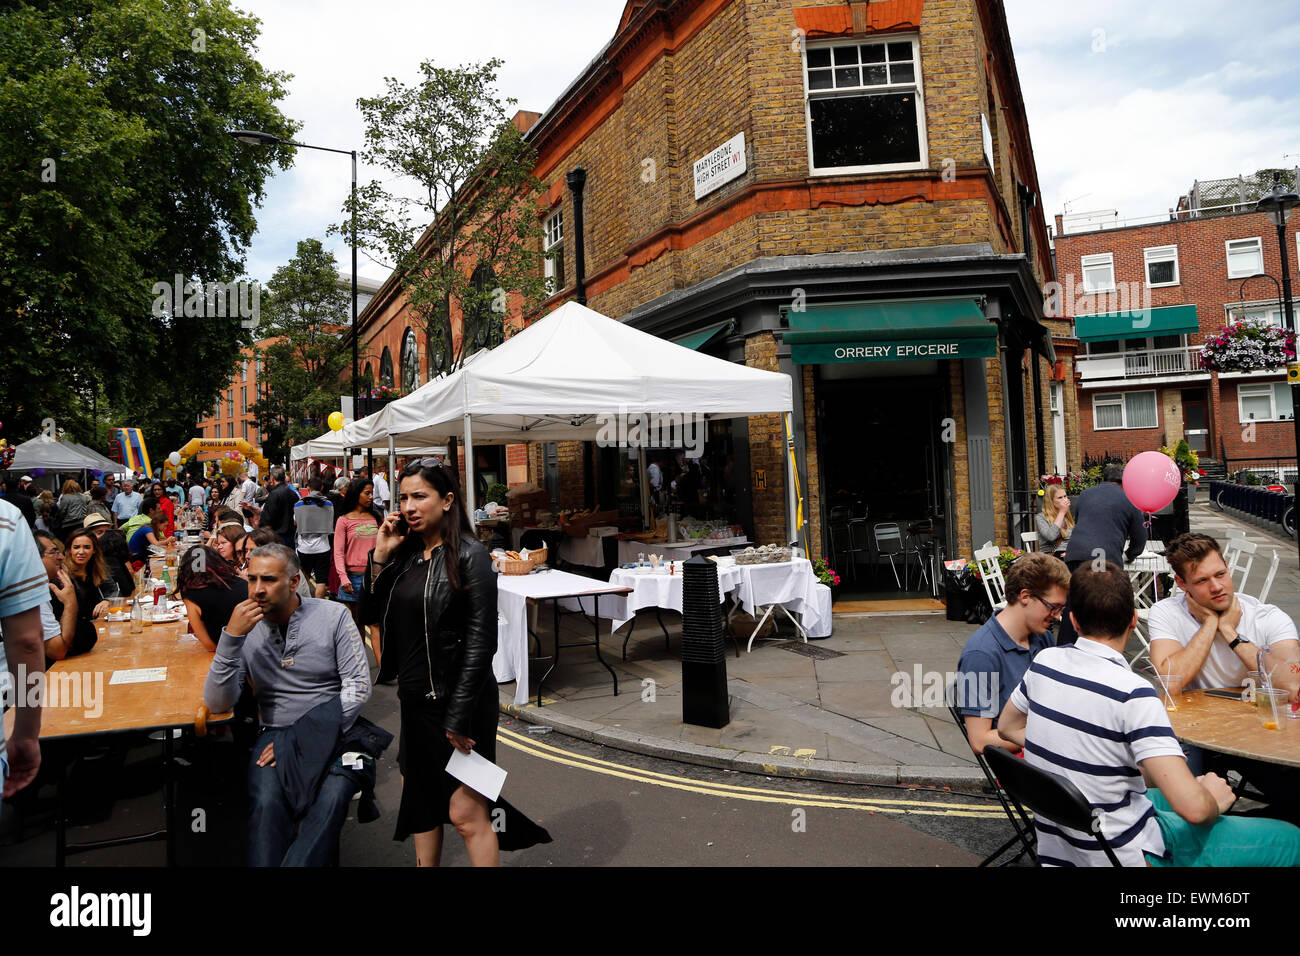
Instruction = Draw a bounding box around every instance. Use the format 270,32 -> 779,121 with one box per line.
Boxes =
1032,336 -> 1046,477
566,168 -> 588,306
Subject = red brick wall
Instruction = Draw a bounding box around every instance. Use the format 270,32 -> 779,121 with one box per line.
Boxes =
1056,207 -> 1300,463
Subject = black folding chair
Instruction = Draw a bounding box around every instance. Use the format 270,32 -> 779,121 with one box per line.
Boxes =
983,746 -> 1122,867
946,695 -> 1037,867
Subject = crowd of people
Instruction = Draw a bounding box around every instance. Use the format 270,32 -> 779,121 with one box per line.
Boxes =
1,456 -> 546,868
956,466 -> 1300,867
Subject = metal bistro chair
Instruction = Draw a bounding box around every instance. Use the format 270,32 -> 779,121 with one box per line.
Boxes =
983,746 -> 1123,866
1020,531 -> 1040,553
973,544 -> 1008,612
828,506 -> 863,583
946,683 -> 1036,867
872,522 -> 907,589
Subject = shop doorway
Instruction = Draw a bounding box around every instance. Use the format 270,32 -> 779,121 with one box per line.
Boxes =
814,364 -> 950,602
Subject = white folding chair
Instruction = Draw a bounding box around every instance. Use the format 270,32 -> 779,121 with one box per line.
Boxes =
1129,617 -> 1152,668
1255,549 -> 1281,604
1020,531 -> 1039,552
974,544 -> 1008,612
1224,538 -> 1257,594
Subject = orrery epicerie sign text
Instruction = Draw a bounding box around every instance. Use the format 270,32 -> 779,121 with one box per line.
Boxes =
833,342 -> 963,359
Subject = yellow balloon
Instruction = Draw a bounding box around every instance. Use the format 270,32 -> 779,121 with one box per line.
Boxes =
328,411 -> 345,432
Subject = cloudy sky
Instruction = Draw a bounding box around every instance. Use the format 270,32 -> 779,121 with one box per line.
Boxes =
235,0 -> 1300,285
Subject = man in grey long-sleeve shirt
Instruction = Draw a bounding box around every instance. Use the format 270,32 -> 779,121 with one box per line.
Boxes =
1057,464 -> 1147,645
204,544 -> 371,865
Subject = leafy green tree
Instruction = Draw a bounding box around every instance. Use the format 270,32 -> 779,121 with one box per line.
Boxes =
0,0 -> 298,459
251,239 -> 352,464
334,58 -> 550,383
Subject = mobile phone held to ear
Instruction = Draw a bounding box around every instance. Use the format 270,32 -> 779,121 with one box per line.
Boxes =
394,515 -> 409,536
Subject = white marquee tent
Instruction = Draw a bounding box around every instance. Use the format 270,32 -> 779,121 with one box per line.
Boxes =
339,301 -> 799,538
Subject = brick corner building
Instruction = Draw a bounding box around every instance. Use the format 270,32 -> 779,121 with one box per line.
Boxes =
358,0 -> 1060,593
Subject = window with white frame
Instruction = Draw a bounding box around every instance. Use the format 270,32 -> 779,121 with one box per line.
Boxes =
804,37 -> 926,173
1081,253 -> 1116,293
1144,245 -> 1179,287
1093,390 -> 1157,429
543,208 -> 564,295
1238,382 -> 1294,422
1226,238 -> 1264,279
1228,301 -> 1286,328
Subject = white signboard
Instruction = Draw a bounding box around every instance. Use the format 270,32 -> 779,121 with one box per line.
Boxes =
693,132 -> 747,200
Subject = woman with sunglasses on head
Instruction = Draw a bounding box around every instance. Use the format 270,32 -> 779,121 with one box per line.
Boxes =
365,460 -> 549,866
63,529 -> 117,623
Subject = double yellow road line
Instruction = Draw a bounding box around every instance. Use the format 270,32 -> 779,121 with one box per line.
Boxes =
498,726 -> 1007,818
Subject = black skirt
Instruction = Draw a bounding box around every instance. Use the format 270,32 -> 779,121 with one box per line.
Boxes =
393,689 -> 551,851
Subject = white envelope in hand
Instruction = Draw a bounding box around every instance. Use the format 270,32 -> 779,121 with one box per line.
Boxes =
446,748 -> 507,802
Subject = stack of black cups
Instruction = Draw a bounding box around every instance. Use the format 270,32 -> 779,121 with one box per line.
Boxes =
681,553 -> 729,728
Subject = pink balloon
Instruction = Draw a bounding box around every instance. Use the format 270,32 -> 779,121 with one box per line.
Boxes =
1122,451 -> 1183,513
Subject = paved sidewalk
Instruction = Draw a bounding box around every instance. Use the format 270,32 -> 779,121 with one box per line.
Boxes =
499,503 -> 1300,786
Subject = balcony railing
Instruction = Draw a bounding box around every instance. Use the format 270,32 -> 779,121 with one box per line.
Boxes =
1077,346 -> 1207,381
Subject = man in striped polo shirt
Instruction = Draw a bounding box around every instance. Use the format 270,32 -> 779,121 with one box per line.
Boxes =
997,562 -> 1300,866
1,497 -> 49,805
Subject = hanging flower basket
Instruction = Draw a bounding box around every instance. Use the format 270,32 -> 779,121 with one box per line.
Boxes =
1199,322 -> 1295,373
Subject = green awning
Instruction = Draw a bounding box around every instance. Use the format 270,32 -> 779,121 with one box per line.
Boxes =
1074,304 -> 1199,343
784,296 -> 997,364
672,319 -> 733,351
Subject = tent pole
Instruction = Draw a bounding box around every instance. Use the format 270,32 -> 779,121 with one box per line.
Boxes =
637,447 -> 650,532
463,412 -> 477,530
387,436 -> 396,514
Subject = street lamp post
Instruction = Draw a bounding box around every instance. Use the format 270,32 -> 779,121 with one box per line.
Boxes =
1256,172 -> 1300,563
229,130 -> 358,466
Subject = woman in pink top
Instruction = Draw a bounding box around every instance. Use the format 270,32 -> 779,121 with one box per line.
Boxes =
334,477 -> 381,656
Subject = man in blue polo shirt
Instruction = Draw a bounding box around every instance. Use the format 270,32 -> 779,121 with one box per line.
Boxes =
998,562 -> 1300,867
1,498 -> 49,804
955,552 -> 1070,755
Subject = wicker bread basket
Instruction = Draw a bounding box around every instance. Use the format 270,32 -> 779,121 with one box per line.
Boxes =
528,547 -> 548,568
498,558 -> 533,575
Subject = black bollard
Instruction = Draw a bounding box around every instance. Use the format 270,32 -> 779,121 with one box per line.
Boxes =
681,553 -> 729,728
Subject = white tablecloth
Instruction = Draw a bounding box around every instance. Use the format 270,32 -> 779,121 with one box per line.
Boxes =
493,569 -> 632,705
732,558 -> 832,639
616,537 -> 750,565
595,558 -> 831,640
603,565 -> 743,630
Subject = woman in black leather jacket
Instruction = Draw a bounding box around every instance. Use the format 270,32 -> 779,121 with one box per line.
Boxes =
364,460 -> 502,866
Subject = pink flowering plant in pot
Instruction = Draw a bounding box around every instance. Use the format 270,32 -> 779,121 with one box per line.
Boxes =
812,558 -> 841,587
1199,321 -> 1296,373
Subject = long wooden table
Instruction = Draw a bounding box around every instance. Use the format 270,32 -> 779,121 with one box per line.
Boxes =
1165,689 -> 1300,769
38,617 -> 231,865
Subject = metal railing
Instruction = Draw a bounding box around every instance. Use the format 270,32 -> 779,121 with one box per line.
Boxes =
1077,346 -> 1206,380
1221,457 -> 1299,486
